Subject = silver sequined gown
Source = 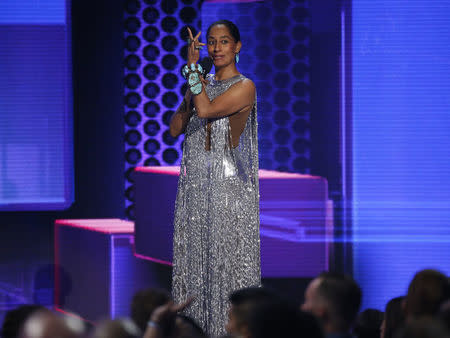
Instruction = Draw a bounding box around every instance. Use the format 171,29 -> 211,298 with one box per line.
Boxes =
172,74 -> 261,337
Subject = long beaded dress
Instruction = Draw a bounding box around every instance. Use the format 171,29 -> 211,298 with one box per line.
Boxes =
172,74 -> 261,337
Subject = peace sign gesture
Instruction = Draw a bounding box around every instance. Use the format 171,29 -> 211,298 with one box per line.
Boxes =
186,27 -> 205,65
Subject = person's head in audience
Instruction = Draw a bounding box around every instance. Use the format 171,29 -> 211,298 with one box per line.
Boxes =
352,309 -> 383,338
1,305 -> 48,338
301,272 -> 362,336
93,319 -> 141,338
226,287 -> 277,337
396,317 -> 450,338
404,269 -> 450,320
130,288 -> 171,333
19,310 -> 85,338
247,300 -> 324,338
380,296 -> 405,338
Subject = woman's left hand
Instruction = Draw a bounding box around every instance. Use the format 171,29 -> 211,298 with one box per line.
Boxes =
187,27 -> 205,65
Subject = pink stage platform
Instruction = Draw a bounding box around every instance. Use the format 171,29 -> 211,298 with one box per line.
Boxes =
135,166 -> 319,179
133,166 -> 332,278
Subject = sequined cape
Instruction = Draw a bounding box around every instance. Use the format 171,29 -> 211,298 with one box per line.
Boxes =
172,74 -> 261,337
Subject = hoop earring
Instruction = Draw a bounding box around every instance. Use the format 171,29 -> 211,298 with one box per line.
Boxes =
235,53 -> 240,64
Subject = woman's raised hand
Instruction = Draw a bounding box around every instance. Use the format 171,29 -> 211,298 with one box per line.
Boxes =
187,27 -> 205,65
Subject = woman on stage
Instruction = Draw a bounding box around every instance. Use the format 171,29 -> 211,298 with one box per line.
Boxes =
169,20 -> 260,336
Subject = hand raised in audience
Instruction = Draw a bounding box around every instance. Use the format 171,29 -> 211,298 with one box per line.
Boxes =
143,297 -> 194,338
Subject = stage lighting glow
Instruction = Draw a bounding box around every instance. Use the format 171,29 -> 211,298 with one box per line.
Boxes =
350,0 -> 450,310
0,0 -> 72,211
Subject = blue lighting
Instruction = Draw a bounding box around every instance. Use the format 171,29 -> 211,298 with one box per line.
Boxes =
0,0 -> 66,24
0,0 -> 73,210
351,0 -> 450,310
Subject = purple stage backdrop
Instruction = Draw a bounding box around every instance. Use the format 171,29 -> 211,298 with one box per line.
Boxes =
123,0 -> 311,219
0,0 -> 73,211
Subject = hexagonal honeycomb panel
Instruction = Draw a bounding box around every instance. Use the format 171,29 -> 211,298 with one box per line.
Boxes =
124,0 -> 311,219
201,0 -> 311,173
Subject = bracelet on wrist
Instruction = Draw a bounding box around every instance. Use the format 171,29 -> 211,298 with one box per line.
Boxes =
190,81 -> 203,95
187,72 -> 203,95
182,63 -> 203,80
147,320 -> 161,330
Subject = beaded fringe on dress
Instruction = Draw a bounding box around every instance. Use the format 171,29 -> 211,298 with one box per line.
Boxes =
172,74 -> 261,337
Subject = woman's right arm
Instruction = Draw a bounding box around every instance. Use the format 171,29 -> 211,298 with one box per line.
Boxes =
169,90 -> 193,137
170,27 -> 206,137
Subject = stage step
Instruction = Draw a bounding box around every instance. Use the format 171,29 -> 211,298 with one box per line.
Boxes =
54,219 -> 171,322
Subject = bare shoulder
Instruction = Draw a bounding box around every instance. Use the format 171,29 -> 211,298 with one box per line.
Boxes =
242,78 -> 255,90
232,78 -> 256,94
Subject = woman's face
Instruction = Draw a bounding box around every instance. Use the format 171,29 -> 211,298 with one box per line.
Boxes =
207,24 -> 241,68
